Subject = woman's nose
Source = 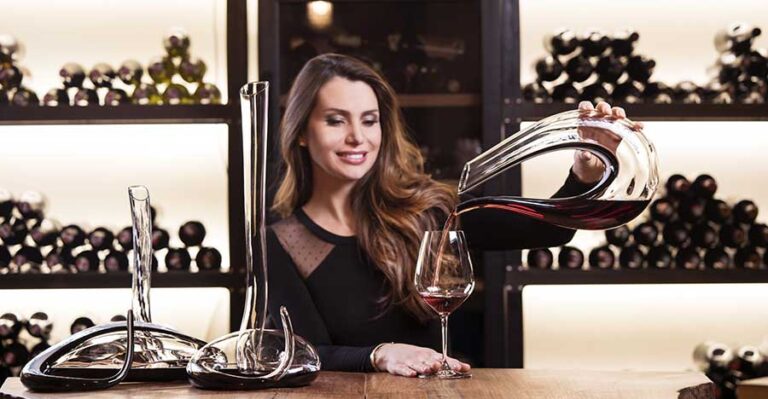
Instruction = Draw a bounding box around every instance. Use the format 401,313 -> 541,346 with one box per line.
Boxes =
345,123 -> 365,145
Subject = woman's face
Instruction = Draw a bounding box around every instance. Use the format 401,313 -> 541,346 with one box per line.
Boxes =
303,76 -> 382,184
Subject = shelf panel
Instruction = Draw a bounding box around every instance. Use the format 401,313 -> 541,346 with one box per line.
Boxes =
507,268 -> 768,287
0,270 -> 242,289
0,105 -> 235,125
279,93 -> 481,109
515,103 -> 768,121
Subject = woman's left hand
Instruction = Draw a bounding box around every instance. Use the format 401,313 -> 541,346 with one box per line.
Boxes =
572,101 -> 644,184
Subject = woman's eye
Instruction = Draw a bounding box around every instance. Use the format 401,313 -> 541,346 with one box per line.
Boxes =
363,119 -> 379,127
326,118 -> 344,126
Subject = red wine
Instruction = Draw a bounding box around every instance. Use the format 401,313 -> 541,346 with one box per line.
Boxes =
43,88 -> 69,107
0,218 -> 29,245
117,226 -> 133,251
612,81 -> 643,104
73,87 -> 98,106
579,82 -> 610,103
456,198 -> 650,231
419,292 -> 468,315
527,247 -> 553,270
558,246 -> 584,269
104,88 -> 129,106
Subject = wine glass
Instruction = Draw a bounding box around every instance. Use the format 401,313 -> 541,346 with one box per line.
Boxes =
415,230 -> 475,379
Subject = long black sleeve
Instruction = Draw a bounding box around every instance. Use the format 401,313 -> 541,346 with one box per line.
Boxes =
459,169 -> 593,251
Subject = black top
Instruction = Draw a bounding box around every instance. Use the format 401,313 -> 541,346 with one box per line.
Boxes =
266,171 -> 591,371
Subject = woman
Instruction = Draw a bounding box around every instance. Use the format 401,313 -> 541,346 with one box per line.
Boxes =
267,53 -> 630,377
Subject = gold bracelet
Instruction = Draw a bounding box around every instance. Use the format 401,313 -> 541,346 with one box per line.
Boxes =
369,342 -> 391,372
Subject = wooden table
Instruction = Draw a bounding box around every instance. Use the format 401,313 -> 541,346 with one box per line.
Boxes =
0,369 -> 715,399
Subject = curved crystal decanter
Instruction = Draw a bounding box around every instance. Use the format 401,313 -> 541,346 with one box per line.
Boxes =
456,109 -> 659,230
187,82 -> 320,390
21,186 -> 205,392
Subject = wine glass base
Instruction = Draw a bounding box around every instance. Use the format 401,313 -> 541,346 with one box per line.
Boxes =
418,369 -> 472,379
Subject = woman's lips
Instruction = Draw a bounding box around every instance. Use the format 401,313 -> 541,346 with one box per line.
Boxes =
337,151 -> 367,165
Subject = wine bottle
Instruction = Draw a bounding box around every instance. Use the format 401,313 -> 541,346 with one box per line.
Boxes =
178,57 -> 207,83
131,83 -> 162,105
672,81 -> 702,104
611,80 -> 643,104
152,228 -> 170,250
543,28 -> 578,56
13,246 -> 43,268
693,341 -> 734,374
691,223 -> 719,249
0,313 -> 22,339
116,226 -> 133,251
714,23 -> 761,55
579,30 -> 610,57
642,81 -> 673,104
632,222 -> 658,246
733,345 -> 764,380
665,174 -> 691,198
0,64 -> 22,89
704,246 -> 731,269
734,246 -> 762,269
675,246 -> 702,270
731,76 -> 765,104
192,83 -> 222,105
0,218 -> 29,245
42,88 -> 69,107
662,221 -> 690,248
30,341 -> 51,358
59,224 -> 86,248
650,197 -> 677,223
741,49 -> 768,78
595,54 -> 625,83
70,316 -> 95,335
88,63 -> 116,88
705,199 -> 732,224
59,62 -> 86,88
26,311 -> 52,339
527,247 -> 553,269
626,55 -> 655,83
588,245 -> 615,269
30,218 -> 60,247
618,244 -> 645,269
117,60 -> 143,86
610,29 -> 639,57
579,81 -> 610,103
715,52 -> 741,85
733,200 -> 759,224
45,246 -> 73,273
178,221 -> 206,247
104,88 -> 129,106
534,56 -> 563,82
15,190 -> 44,220
678,196 -> 707,224
2,342 -> 30,368
165,247 -> 191,271
147,56 -> 175,85
87,227 -> 114,251
522,81 -> 550,103
110,314 -> 126,322
73,250 -> 99,273
73,87 -> 99,106
0,245 -> 10,270
196,247 -> 222,270
0,35 -> 20,62
605,225 -> 631,247
564,54 -> 594,82
10,87 -> 40,106
162,83 -> 192,105
163,27 -> 191,58
104,250 -> 129,272
646,244 -> 673,269
0,189 -> 14,220
720,224 -> 747,248
558,246 -> 584,270
550,81 -> 579,103
691,174 -> 718,199
748,223 -> 768,247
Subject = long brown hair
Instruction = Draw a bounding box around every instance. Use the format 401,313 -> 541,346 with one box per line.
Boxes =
272,53 -> 456,322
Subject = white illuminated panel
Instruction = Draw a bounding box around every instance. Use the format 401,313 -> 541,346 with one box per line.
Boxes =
0,124 -> 230,269
0,288 -> 230,343
523,284 -> 768,371
0,0 -> 228,100
520,0 -> 768,86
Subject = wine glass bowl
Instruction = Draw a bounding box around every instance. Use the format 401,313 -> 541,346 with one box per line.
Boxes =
415,230 -> 474,379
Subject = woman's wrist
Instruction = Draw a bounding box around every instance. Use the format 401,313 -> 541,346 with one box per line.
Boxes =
370,342 -> 391,372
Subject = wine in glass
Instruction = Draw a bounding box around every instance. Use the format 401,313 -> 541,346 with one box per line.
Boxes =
415,230 -> 474,379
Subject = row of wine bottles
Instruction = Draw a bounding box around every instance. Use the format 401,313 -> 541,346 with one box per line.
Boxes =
694,340 -> 768,399
524,23 -> 768,104
0,29 -> 222,107
0,189 -> 223,273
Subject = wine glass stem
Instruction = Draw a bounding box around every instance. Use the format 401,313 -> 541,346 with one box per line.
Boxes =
440,314 -> 450,370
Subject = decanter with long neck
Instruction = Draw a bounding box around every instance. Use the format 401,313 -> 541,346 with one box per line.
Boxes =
455,109 -> 659,230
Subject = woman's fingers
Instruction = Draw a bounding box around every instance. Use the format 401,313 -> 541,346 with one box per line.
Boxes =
611,106 -> 626,118
395,364 -> 417,377
578,101 -> 594,111
596,101 -> 612,114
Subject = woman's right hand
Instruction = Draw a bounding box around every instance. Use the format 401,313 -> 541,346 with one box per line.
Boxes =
373,343 -> 470,377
